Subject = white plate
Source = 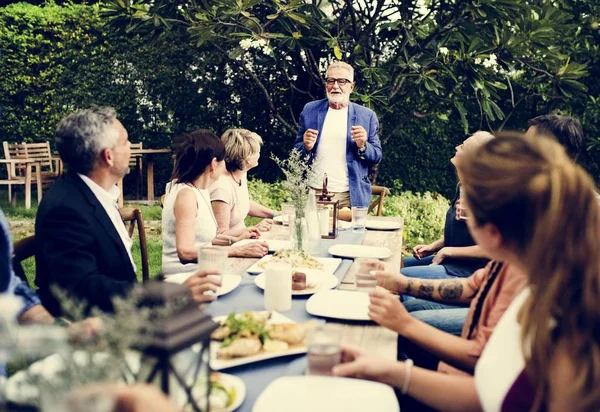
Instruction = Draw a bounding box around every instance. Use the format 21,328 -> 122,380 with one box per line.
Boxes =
306,290 -> 370,321
210,311 -> 307,371
254,269 -> 339,295
253,376 -> 399,412
165,274 -> 241,296
203,373 -> 246,412
328,244 -> 392,259
235,238 -> 291,252
246,255 -> 342,275
365,219 -> 402,231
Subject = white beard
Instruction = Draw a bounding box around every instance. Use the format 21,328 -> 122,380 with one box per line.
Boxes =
327,92 -> 349,106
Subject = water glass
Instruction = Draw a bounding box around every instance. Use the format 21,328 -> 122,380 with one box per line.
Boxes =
351,206 -> 368,233
307,324 -> 341,376
458,186 -> 469,220
197,246 -> 228,295
354,258 -> 379,292
281,203 -> 295,227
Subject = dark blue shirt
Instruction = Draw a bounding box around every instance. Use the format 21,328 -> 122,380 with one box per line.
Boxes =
442,186 -> 489,277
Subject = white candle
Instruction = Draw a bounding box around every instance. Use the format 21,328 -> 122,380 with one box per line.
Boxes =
264,262 -> 292,312
318,208 -> 329,237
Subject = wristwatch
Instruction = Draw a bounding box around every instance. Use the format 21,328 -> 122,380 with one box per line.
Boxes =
358,142 -> 367,158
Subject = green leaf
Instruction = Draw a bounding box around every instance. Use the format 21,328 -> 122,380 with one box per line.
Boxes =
287,12 -> 306,24
454,101 -> 468,134
333,45 -> 342,60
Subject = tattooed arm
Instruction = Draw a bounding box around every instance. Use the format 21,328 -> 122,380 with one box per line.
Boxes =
378,273 -> 479,305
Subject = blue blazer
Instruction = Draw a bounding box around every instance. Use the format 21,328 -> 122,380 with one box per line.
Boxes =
294,99 -> 382,207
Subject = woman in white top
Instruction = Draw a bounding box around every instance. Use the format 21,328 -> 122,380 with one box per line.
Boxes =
210,128 -> 278,233
332,133 -> 600,411
162,129 -> 268,278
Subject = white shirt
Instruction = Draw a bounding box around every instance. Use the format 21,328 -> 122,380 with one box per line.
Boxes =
474,288 -> 530,412
76,173 -> 136,272
161,182 -> 218,276
311,107 -> 349,192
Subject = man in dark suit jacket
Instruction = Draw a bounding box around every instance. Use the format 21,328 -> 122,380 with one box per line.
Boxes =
294,61 -> 382,208
36,106 -> 220,316
35,107 -> 137,315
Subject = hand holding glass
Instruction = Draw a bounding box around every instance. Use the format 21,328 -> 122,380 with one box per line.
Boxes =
355,258 -> 380,292
307,324 -> 341,376
197,246 -> 228,295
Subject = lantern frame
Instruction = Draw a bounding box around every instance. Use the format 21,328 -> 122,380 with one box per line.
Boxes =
134,281 -> 218,412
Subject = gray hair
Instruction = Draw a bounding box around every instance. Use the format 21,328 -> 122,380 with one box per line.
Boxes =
326,61 -> 354,82
55,106 -> 119,174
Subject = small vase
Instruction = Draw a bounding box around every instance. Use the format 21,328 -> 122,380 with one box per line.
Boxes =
290,217 -> 308,251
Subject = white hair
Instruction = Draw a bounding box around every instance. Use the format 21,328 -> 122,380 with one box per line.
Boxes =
326,61 -> 354,81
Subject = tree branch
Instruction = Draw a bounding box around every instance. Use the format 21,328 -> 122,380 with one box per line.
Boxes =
210,41 -> 298,132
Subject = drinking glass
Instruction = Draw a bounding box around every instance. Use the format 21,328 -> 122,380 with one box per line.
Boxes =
197,246 -> 228,295
354,258 -> 379,292
281,203 -> 295,227
307,324 -> 341,376
351,206 -> 368,233
458,186 -> 469,220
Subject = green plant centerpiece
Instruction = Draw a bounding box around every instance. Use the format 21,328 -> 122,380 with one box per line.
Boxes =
271,149 -> 319,251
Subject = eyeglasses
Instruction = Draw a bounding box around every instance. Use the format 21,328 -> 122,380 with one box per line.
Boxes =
325,78 -> 353,86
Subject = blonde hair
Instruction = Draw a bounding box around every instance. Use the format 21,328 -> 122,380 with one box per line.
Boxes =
221,128 -> 263,172
326,61 -> 354,81
467,130 -> 494,149
457,132 -> 600,410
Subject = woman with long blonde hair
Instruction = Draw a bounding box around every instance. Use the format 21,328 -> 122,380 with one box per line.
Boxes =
333,132 -> 600,411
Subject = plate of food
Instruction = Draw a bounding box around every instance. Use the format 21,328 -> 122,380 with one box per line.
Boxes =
210,311 -> 313,370
254,269 -> 339,295
234,238 -> 291,252
365,219 -> 402,231
189,372 -> 245,412
164,274 -> 241,296
328,244 -> 392,259
246,249 -> 342,275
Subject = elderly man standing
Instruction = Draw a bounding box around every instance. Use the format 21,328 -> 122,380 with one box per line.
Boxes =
294,61 -> 382,208
35,107 -> 219,316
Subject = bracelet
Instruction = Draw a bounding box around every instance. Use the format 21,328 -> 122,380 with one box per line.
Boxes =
401,359 -> 414,395
272,210 -> 277,219
228,236 -> 233,246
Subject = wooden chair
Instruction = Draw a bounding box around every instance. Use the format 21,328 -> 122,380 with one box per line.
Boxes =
12,235 -> 36,284
119,207 -> 150,282
2,141 -> 62,207
129,142 -> 144,198
368,185 -> 390,216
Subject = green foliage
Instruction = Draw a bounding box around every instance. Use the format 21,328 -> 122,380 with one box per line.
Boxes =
246,178 -> 289,211
382,191 -> 450,252
270,149 -> 319,217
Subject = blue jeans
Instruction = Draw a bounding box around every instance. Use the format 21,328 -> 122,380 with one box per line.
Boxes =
403,299 -> 468,336
401,255 -> 451,279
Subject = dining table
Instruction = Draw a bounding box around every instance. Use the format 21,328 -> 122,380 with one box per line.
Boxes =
204,216 -> 404,411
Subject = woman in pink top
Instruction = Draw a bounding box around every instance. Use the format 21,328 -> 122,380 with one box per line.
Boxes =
334,133 -> 600,411
210,129 -> 279,233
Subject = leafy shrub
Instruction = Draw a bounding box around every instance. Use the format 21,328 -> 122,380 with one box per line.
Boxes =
247,178 -> 290,211
382,191 -> 450,252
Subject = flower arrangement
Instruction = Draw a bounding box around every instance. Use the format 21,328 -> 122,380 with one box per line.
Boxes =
271,148 -> 319,220
271,149 -> 319,250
